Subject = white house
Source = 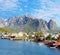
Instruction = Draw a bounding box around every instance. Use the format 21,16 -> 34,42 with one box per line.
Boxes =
51,33 -> 59,39
18,32 -> 25,36
44,33 -> 50,37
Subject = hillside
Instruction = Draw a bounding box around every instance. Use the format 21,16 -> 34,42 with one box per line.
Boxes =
0,15 -> 58,32
0,27 -> 13,33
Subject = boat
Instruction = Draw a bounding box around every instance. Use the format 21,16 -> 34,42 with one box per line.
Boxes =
45,41 -> 60,49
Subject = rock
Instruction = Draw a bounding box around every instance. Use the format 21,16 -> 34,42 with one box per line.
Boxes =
48,20 -> 57,30
0,15 -> 58,32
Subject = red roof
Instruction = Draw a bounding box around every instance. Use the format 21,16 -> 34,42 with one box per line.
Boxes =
53,42 -> 60,45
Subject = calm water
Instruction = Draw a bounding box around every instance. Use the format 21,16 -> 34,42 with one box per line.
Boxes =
0,39 -> 60,55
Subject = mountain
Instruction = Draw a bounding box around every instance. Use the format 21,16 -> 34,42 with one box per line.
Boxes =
38,19 -> 49,31
0,15 -> 58,32
48,20 -> 57,30
0,18 -> 6,27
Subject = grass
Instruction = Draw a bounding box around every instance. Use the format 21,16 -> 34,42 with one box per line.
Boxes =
16,36 -> 27,39
0,27 -> 12,32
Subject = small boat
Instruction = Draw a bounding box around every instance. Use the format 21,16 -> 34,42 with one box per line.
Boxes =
45,41 -> 60,49
53,42 -> 60,49
45,41 -> 56,47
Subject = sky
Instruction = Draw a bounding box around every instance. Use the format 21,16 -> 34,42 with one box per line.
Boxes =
0,0 -> 60,27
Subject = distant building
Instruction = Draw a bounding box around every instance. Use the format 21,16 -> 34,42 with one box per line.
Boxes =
51,33 -> 59,39
44,32 -> 50,37
11,33 -> 18,37
18,32 -> 25,36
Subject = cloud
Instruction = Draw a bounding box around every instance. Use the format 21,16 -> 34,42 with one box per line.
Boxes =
24,5 -> 28,8
31,0 -> 60,26
19,8 -> 23,12
51,14 -> 60,27
33,8 -> 60,18
19,0 -> 28,2
0,0 -> 60,26
0,0 -> 19,11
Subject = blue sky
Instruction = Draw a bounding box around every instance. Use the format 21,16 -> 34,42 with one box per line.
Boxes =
0,0 -> 60,27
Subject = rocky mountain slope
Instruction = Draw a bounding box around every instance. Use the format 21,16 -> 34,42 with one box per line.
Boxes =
0,15 -> 58,32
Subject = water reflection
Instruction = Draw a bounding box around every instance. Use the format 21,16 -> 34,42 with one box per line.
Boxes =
0,39 -> 60,55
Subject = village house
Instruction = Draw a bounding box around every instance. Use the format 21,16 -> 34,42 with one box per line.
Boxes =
18,32 -> 26,36
51,33 -> 59,39
44,32 -> 50,37
11,33 -> 18,38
